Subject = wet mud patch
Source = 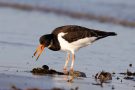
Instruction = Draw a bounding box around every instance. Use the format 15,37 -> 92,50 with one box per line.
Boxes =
31,65 -> 86,78
91,64 -> 135,89
11,85 -> 79,90
92,64 -> 135,86
118,64 -> 135,81
119,70 -> 135,81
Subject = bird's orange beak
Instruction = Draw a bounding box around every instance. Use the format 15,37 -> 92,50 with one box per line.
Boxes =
32,44 -> 45,60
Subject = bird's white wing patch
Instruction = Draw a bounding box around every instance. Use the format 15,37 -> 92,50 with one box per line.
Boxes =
58,32 -> 70,51
58,32 -> 97,53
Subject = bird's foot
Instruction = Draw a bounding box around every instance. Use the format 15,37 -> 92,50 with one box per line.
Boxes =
63,67 -> 67,71
63,68 -> 68,74
70,68 -> 74,72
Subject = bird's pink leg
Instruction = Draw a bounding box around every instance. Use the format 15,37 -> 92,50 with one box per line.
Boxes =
63,52 -> 70,70
70,53 -> 75,71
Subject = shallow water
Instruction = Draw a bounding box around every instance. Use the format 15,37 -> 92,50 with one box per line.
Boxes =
0,7 -> 135,89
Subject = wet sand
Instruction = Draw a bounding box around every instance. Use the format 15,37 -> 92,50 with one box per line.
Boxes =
0,68 -> 135,90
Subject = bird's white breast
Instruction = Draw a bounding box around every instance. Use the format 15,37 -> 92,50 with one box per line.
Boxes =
58,32 -> 97,53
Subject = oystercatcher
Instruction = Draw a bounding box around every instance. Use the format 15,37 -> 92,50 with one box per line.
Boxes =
33,25 -> 117,71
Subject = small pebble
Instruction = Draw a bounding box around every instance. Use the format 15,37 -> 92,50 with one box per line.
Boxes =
124,76 -> 134,80
129,64 -> 132,67
112,72 -> 116,75
42,65 -> 49,70
112,85 -> 115,90
116,77 -> 120,80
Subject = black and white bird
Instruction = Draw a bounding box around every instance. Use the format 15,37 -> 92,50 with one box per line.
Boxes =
33,25 -> 117,71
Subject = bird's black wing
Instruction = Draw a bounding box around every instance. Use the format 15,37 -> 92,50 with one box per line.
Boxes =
62,27 -> 95,43
52,25 -> 97,43
52,25 -> 116,43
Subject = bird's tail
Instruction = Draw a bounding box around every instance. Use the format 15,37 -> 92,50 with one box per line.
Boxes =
96,31 -> 117,40
107,32 -> 117,36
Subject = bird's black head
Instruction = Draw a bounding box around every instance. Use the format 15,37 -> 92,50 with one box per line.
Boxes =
32,34 -> 53,60
39,34 -> 53,47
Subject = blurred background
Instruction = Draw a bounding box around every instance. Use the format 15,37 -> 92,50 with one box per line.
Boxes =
0,0 -> 135,27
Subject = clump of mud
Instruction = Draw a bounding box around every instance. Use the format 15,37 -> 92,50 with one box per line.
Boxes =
95,71 -> 112,81
93,71 -> 112,87
31,65 -> 64,75
31,65 -> 86,78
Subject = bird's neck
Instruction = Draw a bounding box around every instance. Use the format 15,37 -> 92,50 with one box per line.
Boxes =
47,34 -> 60,51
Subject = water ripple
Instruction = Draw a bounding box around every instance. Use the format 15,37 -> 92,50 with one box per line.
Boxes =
0,40 -> 35,47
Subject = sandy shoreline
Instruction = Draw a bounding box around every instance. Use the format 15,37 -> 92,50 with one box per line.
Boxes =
0,71 -> 87,90
0,70 -> 135,90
